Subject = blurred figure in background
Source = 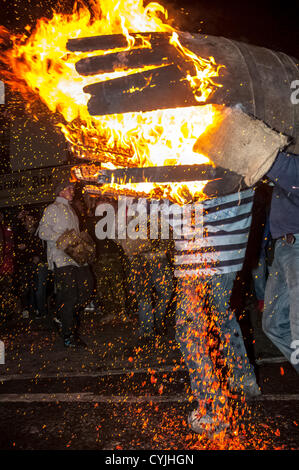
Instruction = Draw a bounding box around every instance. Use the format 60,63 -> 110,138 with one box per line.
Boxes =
249,183 -> 273,313
94,195 -> 130,324
116,197 -> 174,345
0,211 -> 15,318
14,209 -> 48,319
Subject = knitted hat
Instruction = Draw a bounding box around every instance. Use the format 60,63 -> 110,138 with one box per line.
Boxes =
55,179 -> 75,196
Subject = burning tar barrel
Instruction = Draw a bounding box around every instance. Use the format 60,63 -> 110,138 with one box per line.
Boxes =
184,33 -> 299,154
69,32 -> 299,154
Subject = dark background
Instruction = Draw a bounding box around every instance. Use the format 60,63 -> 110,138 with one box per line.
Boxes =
0,0 -> 298,56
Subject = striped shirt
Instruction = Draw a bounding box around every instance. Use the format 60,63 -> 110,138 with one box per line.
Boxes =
97,190 -> 254,278
169,189 -> 254,277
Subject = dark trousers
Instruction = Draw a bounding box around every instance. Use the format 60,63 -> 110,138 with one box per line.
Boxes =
32,263 -> 49,316
55,265 -> 93,338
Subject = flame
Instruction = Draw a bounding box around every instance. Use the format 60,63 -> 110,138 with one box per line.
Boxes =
0,0 -> 224,204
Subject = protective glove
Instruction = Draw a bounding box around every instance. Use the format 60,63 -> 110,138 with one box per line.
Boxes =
193,106 -> 291,187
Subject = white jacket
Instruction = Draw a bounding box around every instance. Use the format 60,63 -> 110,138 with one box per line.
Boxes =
38,197 -> 80,270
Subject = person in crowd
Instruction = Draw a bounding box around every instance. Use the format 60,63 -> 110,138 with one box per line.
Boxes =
248,183 -> 273,313
14,209 -> 48,319
252,215 -> 271,312
91,196 -> 128,324
72,192 -> 99,316
72,191 -> 89,230
186,104 -> 292,436
262,151 -> 299,374
26,211 -> 48,320
14,210 -> 32,317
0,211 -> 15,317
95,195 -> 174,343
116,196 -> 174,347
38,179 -> 94,348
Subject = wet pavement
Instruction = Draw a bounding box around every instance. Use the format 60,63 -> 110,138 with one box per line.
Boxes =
0,307 -> 299,452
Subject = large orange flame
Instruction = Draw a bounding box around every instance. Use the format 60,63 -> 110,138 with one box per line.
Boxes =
0,0 -> 224,204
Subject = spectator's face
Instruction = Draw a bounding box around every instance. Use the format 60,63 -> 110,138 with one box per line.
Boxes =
60,186 -> 74,201
24,215 -> 36,233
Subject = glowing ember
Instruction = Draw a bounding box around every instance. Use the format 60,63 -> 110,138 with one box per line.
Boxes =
0,0 -> 224,204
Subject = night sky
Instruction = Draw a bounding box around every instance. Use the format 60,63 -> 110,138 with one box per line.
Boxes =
0,0 -> 298,57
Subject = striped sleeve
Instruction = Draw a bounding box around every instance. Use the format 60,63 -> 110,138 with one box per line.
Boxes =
173,189 -> 254,277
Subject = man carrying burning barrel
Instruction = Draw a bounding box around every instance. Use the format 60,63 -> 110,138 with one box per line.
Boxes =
64,30 -> 297,436
186,106 -> 297,435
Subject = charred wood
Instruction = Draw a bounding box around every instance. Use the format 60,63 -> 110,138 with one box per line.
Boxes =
75,45 -> 176,76
67,32 -> 171,52
99,164 -> 240,184
84,65 -> 199,115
